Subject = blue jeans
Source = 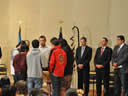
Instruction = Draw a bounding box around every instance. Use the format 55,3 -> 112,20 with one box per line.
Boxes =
27,77 -> 43,93
50,73 -> 62,96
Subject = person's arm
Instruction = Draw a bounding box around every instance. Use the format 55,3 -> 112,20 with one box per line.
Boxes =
94,48 -> 99,67
75,47 -> 79,65
83,48 -> 92,66
13,56 -> 16,69
64,52 -> 67,68
112,46 -> 117,65
103,48 -> 112,66
26,54 -> 30,69
49,51 -> 56,73
40,53 -> 44,68
75,47 -> 83,69
117,47 -> 128,66
13,50 -> 19,57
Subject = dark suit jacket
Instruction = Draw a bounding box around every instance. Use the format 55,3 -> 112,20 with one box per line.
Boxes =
76,46 -> 92,70
0,47 -> 2,59
94,46 -> 112,72
112,44 -> 128,73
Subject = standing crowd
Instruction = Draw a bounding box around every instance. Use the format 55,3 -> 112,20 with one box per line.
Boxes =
7,35 -> 128,96
10,36 -> 74,96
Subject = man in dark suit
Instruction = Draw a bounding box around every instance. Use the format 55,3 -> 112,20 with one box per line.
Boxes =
0,47 -> 2,59
94,37 -> 112,96
112,35 -> 128,96
76,37 -> 92,96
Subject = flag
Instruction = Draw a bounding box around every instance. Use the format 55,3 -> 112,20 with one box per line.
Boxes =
59,26 -> 63,40
18,26 -> 22,44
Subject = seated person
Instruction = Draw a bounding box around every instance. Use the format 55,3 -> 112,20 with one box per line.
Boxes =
29,88 -> 48,96
1,76 -> 11,96
1,76 -> 10,88
15,80 -> 28,96
65,88 -> 78,96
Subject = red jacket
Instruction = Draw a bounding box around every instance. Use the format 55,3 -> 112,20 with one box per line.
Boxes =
49,45 -> 67,77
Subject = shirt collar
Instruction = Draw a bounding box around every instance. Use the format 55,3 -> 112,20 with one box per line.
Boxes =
102,46 -> 106,49
81,46 -> 86,48
40,45 -> 48,48
120,43 -> 125,49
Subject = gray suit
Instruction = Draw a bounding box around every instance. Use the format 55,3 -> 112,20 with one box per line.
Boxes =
112,44 -> 128,96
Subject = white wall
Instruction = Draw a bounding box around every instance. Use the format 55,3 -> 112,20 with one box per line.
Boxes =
0,0 -> 128,85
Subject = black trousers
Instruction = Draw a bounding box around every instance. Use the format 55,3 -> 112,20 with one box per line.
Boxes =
96,69 -> 109,96
114,70 -> 128,96
78,69 -> 90,95
14,72 -> 27,84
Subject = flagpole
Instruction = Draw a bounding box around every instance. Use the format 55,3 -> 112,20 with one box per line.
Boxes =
18,20 -> 22,43
58,20 -> 64,40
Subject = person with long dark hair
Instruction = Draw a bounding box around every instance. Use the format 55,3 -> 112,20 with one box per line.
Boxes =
1,76 -> 11,96
59,39 -> 74,96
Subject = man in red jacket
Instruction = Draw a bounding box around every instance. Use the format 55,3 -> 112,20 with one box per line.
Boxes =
49,38 -> 67,96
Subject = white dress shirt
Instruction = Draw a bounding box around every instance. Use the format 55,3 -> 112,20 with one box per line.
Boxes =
40,45 -> 51,68
81,46 -> 86,57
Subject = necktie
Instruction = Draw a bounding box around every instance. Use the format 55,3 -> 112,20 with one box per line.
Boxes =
100,48 -> 104,56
